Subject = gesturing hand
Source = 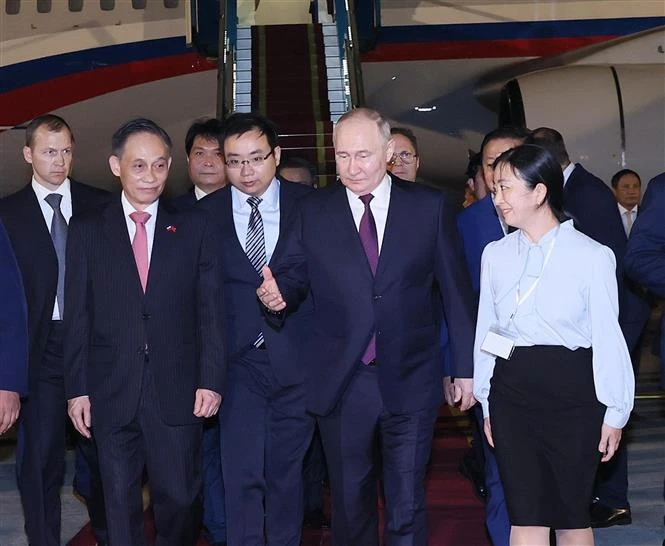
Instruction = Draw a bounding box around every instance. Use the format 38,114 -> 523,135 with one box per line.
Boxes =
256,266 -> 286,312
194,388 -> 222,418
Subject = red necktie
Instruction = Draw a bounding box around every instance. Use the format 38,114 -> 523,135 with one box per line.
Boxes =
129,211 -> 151,292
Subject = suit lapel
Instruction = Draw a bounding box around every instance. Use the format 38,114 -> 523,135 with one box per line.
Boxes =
19,185 -> 57,262
102,198 -> 144,296
375,181 -> 407,280
146,203 -> 176,296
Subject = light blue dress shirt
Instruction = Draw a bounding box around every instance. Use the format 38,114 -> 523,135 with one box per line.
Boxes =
231,178 -> 280,263
473,220 -> 634,428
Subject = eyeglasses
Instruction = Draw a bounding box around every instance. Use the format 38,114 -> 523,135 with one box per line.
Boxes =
225,150 -> 274,169
390,151 -> 417,165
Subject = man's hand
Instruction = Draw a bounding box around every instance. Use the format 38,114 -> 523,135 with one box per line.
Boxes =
256,266 -> 286,312
443,376 -> 456,406
484,417 -> 494,448
194,388 -> 222,418
0,390 -> 20,435
598,423 -> 622,462
68,396 -> 92,439
449,377 -> 476,411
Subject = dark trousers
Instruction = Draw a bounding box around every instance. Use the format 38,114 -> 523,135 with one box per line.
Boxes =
303,424 -> 327,514
16,321 -> 106,546
220,349 -> 314,546
94,368 -> 202,546
317,364 -> 437,546
202,416 -> 226,543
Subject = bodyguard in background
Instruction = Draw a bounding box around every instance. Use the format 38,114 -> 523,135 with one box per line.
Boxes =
0,114 -> 108,546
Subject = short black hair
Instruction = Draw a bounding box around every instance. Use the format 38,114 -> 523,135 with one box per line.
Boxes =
611,168 -> 641,189
527,127 -> 570,166
390,127 -> 418,156
26,114 -> 74,147
277,157 -> 318,185
466,151 -> 482,180
185,118 -> 224,156
222,112 -> 279,150
111,118 -> 172,157
494,144 -> 566,221
480,126 -> 530,159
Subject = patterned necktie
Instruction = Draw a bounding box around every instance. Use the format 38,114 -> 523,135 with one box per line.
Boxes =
129,211 -> 151,292
358,194 -> 378,363
44,193 -> 67,318
246,196 -> 267,347
624,210 -> 633,236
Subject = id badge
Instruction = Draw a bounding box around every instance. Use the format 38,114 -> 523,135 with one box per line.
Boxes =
480,324 -> 517,360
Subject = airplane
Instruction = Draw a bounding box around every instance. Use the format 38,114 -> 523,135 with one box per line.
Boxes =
1,0 -> 664,198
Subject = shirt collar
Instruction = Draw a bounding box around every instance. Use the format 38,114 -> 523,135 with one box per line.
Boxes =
617,203 -> 637,215
194,186 -> 208,201
231,177 -> 280,211
517,220 -> 567,254
562,163 -> 576,186
345,173 -> 392,203
121,191 -> 159,220
32,176 -> 71,201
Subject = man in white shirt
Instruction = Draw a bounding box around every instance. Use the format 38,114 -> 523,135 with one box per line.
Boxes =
611,169 -> 642,238
0,114 -> 109,546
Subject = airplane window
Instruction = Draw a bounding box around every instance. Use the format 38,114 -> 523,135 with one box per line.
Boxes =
5,0 -> 20,15
164,0 -> 179,7
101,0 -> 114,10
69,0 -> 83,11
37,0 -> 51,13
132,0 -> 146,8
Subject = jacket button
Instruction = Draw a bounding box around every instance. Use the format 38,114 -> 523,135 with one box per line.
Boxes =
142,313 -> 151,320
373,294 -> 382,300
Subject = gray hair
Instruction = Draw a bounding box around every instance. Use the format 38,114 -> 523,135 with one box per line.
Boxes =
333,107 -> 391,145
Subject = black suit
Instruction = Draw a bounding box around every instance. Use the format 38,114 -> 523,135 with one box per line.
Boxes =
172,187 -> 198,211
0,180 -> 108,546
270,175 -> 475,545
64,196 -> 226,545
198,180 -> 315,546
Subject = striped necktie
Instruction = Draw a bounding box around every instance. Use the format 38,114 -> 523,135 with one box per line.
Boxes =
246,196 -> 267,347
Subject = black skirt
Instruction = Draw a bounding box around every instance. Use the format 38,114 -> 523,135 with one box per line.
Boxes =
488,345 -> 605,529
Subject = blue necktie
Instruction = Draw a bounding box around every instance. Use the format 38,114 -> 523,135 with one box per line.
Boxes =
45,193 -> 67,318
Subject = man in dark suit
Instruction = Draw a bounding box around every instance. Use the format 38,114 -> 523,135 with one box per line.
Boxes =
257,108 -> 476,546
197,112 -> 314,546
529,127 -> 650,528
455,126 -> 528,546
0,219 -> 28,435
172,117 -> 227,546
0,114 -> 108,546
173,117 -> 227,211
64,118 -> 226,546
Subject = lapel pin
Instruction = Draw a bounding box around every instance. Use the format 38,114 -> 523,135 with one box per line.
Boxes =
166,225 -> 177,233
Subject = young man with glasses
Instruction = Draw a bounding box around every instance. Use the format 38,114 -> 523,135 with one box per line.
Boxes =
387,127 -> 420,182
197,112 -> 315,546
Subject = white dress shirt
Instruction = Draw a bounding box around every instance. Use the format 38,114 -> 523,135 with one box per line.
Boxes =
618,203 -> 637,237
32,177 -> 72,320
194,186 -> 208,201
231,178 -> 280,263
121,192 -> 159,265
473,220 -> 634,428
562,162 -> 576,186
346,173 -> 391,252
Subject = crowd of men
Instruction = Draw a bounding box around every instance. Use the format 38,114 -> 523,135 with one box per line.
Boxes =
0,108 -> 661,546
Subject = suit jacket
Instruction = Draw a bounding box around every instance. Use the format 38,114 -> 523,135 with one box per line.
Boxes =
0,220 -> 28,395
197,180 -> 313,387
172,187 -> 198,211
0,181 -> 109,385
270,175 -> 476,415
456,194 -> 504,294
63,197 -> 226,427
565,163 -> 649,349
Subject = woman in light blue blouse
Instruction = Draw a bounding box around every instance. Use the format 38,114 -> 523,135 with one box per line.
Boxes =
473,145 -> 634,546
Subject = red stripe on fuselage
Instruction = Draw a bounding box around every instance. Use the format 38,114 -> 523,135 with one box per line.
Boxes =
0,52 -> 216,127
360,35 -> 616,62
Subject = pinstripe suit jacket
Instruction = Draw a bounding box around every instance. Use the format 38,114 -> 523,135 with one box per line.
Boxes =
63,196 -> 226,427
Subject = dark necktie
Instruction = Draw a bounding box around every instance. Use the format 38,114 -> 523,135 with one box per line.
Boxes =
246,196 -> 267,347
44,193 -> 67,318
358,194 -> 378,363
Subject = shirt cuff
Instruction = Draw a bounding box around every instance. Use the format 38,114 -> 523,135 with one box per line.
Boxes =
603,406 -> 630,429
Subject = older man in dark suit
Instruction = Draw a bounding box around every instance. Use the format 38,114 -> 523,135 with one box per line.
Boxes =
0,114 -> 108,546
258,108 -> 476,546
64,118 -> 226,546
0,220 -> 28,434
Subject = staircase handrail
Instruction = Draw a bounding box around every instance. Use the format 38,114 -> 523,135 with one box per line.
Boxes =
217,0 -> 238,119
332,0 -> 365,109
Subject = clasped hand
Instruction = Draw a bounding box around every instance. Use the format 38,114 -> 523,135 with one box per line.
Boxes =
257,266 -> 286,312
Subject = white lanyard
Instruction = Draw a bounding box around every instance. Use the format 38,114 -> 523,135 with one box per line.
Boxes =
508,230 -> 558,322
